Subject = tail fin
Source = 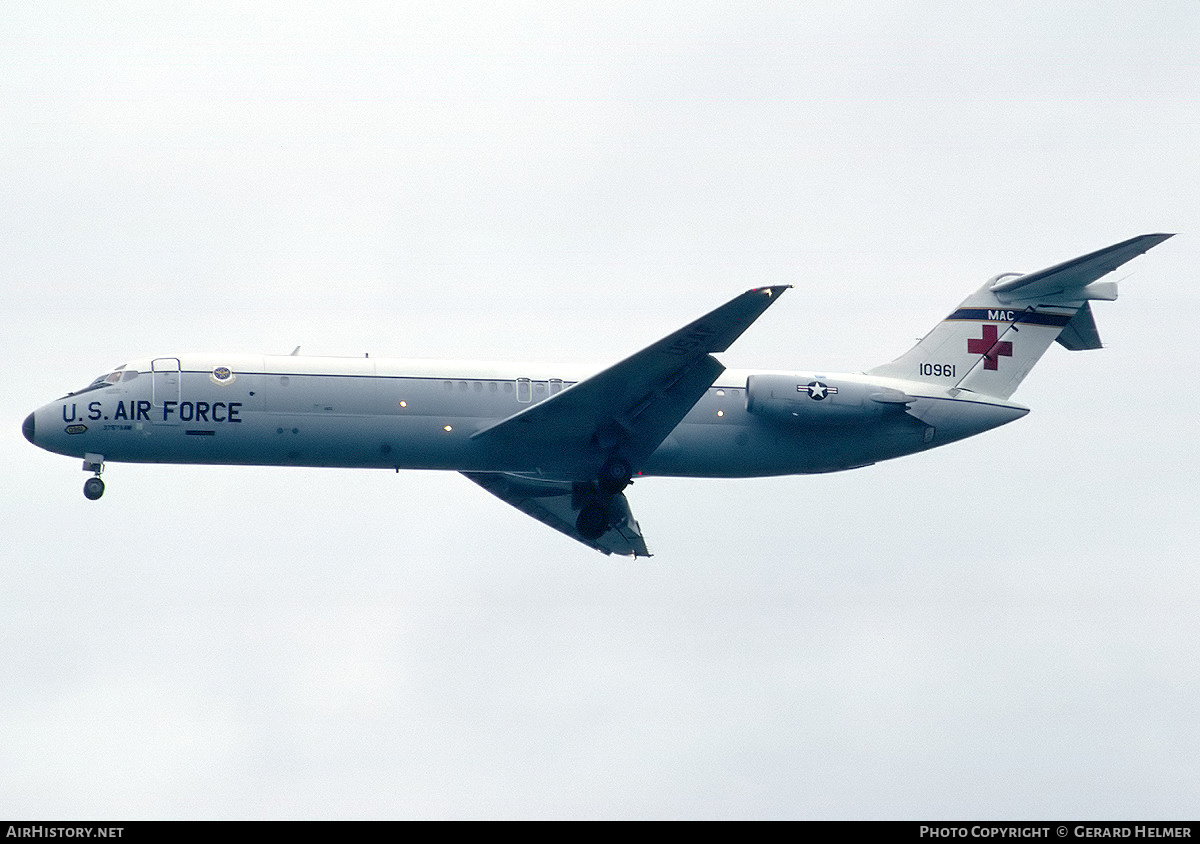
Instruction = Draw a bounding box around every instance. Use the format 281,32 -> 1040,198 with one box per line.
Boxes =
867,234 -> 1173,399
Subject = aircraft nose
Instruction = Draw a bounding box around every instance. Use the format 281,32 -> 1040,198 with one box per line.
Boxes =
22,412 -> 35,444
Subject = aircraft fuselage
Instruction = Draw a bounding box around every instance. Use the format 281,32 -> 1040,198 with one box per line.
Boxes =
26,352 -> 1027,481
27,234 -> 1173,555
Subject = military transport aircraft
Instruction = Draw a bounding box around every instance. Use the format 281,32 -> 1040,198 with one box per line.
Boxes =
23,234 -> 1172,556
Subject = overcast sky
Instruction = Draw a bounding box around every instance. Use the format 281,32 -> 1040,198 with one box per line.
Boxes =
3,1 -> 1198,820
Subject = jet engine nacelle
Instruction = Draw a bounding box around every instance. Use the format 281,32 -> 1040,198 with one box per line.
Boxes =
745,374 -> 910,426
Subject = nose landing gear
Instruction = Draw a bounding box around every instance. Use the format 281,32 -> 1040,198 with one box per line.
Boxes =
82,453 -> 105,500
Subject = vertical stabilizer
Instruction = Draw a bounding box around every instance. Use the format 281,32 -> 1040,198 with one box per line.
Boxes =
867,234 -> 1172,399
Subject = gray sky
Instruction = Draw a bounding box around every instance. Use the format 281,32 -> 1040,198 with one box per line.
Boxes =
4,0 -> 1198,819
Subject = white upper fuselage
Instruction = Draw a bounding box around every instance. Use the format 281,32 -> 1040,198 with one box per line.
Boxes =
28,352 -> 1027,480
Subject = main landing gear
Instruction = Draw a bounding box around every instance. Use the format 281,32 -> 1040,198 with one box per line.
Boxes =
597,455 -> 633,495
574,455 -> 636,540
575,500 -> 608,540
82,453 -> 105,500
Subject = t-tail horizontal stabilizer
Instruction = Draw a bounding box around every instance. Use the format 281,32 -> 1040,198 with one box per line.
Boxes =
989,233 -> 1174,300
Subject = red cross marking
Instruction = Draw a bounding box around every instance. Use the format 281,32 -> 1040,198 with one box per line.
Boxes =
966,324 -> 1013,371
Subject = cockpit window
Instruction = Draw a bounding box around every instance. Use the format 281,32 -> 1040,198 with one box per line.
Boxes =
93,365 -> 128,385
86,372 -> 117,387
64,366 -> 128,398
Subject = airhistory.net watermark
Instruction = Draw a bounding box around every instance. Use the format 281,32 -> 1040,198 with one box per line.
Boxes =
5,828 -> 123,839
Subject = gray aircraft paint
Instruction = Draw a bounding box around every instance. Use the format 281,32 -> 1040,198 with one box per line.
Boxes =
28,356 -> 1027,473
23,235 -> 1174,556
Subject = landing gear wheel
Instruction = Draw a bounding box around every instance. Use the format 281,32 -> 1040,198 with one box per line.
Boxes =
83,477 -> 105,501
598,456 -> 632,494
576,502 -> 609,540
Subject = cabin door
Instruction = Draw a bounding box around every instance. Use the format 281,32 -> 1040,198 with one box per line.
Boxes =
151,357 -> 182,424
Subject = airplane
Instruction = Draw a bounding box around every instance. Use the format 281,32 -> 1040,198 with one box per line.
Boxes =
23,233 -> 1173,557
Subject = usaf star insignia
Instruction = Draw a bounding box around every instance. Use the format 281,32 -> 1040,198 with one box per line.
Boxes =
798,381 -> 838,400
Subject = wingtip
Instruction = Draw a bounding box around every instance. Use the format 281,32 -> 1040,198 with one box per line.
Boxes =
1140,232 -> 1176,244
749,284 -> 793,297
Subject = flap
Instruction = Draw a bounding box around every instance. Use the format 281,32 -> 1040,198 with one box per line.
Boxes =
463,472 -> 650,557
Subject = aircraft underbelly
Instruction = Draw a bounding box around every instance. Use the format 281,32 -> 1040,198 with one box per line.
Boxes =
642,415 -> 930,477
81,413 -> 520,471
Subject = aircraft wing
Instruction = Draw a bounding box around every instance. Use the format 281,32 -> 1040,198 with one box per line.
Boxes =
462,472 -> 650,557
471,286 -> 790,474
991,233 -> 1174,301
